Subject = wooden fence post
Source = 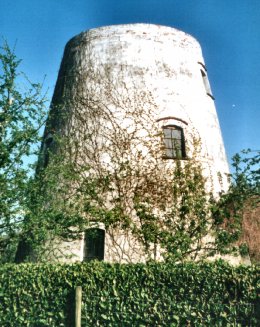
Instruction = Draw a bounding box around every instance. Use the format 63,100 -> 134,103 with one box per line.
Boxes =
75,286 -> 82,327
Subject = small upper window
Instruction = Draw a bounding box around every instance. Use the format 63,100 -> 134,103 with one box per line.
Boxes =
84,228 -> 105,261
45,133 -> 54,146
162,125 -> 186,159
43,132 -> 54,168
199,65 -> 215,100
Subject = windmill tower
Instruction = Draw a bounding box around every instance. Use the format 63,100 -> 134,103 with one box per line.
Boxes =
41,24 -> 230,263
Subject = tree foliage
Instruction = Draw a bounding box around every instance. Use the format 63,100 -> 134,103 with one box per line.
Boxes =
212,150 -> 260,261
0,42 -> 47,262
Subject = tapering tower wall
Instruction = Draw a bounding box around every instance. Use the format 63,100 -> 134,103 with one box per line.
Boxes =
42,24 -> 230,263
48,24 -> 229,193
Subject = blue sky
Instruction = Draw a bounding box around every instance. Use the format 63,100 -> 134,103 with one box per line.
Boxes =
1,0 -> 259,167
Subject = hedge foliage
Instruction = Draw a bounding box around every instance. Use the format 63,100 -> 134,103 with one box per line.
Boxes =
0,261 -> 259,326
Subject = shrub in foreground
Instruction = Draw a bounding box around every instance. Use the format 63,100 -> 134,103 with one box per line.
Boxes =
0,261 -> 259,326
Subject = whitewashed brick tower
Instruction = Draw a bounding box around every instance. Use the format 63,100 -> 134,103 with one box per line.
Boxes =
43,24 -> 230,263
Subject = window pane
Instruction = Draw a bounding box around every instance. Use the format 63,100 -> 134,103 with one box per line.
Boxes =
163,128 -> 172,138
164,138 -> 172,149
173,139 -> 182,158
171,129 -> 181,140
165,148 -> 173,158
173,139 -> 181,150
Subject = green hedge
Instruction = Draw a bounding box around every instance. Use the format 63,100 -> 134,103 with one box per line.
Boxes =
0,261 -> 259,326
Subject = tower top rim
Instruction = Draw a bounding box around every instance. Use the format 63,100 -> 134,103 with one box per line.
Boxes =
65,23 -> 201,50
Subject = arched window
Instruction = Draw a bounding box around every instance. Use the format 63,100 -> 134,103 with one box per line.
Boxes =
162,125 -> 186,159
83,228 -> 105,261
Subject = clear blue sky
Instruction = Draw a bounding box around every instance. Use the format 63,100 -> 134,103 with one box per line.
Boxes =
1,0 -> 259,167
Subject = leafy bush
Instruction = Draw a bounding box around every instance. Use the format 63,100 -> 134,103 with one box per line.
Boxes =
0,261 -> 259,326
